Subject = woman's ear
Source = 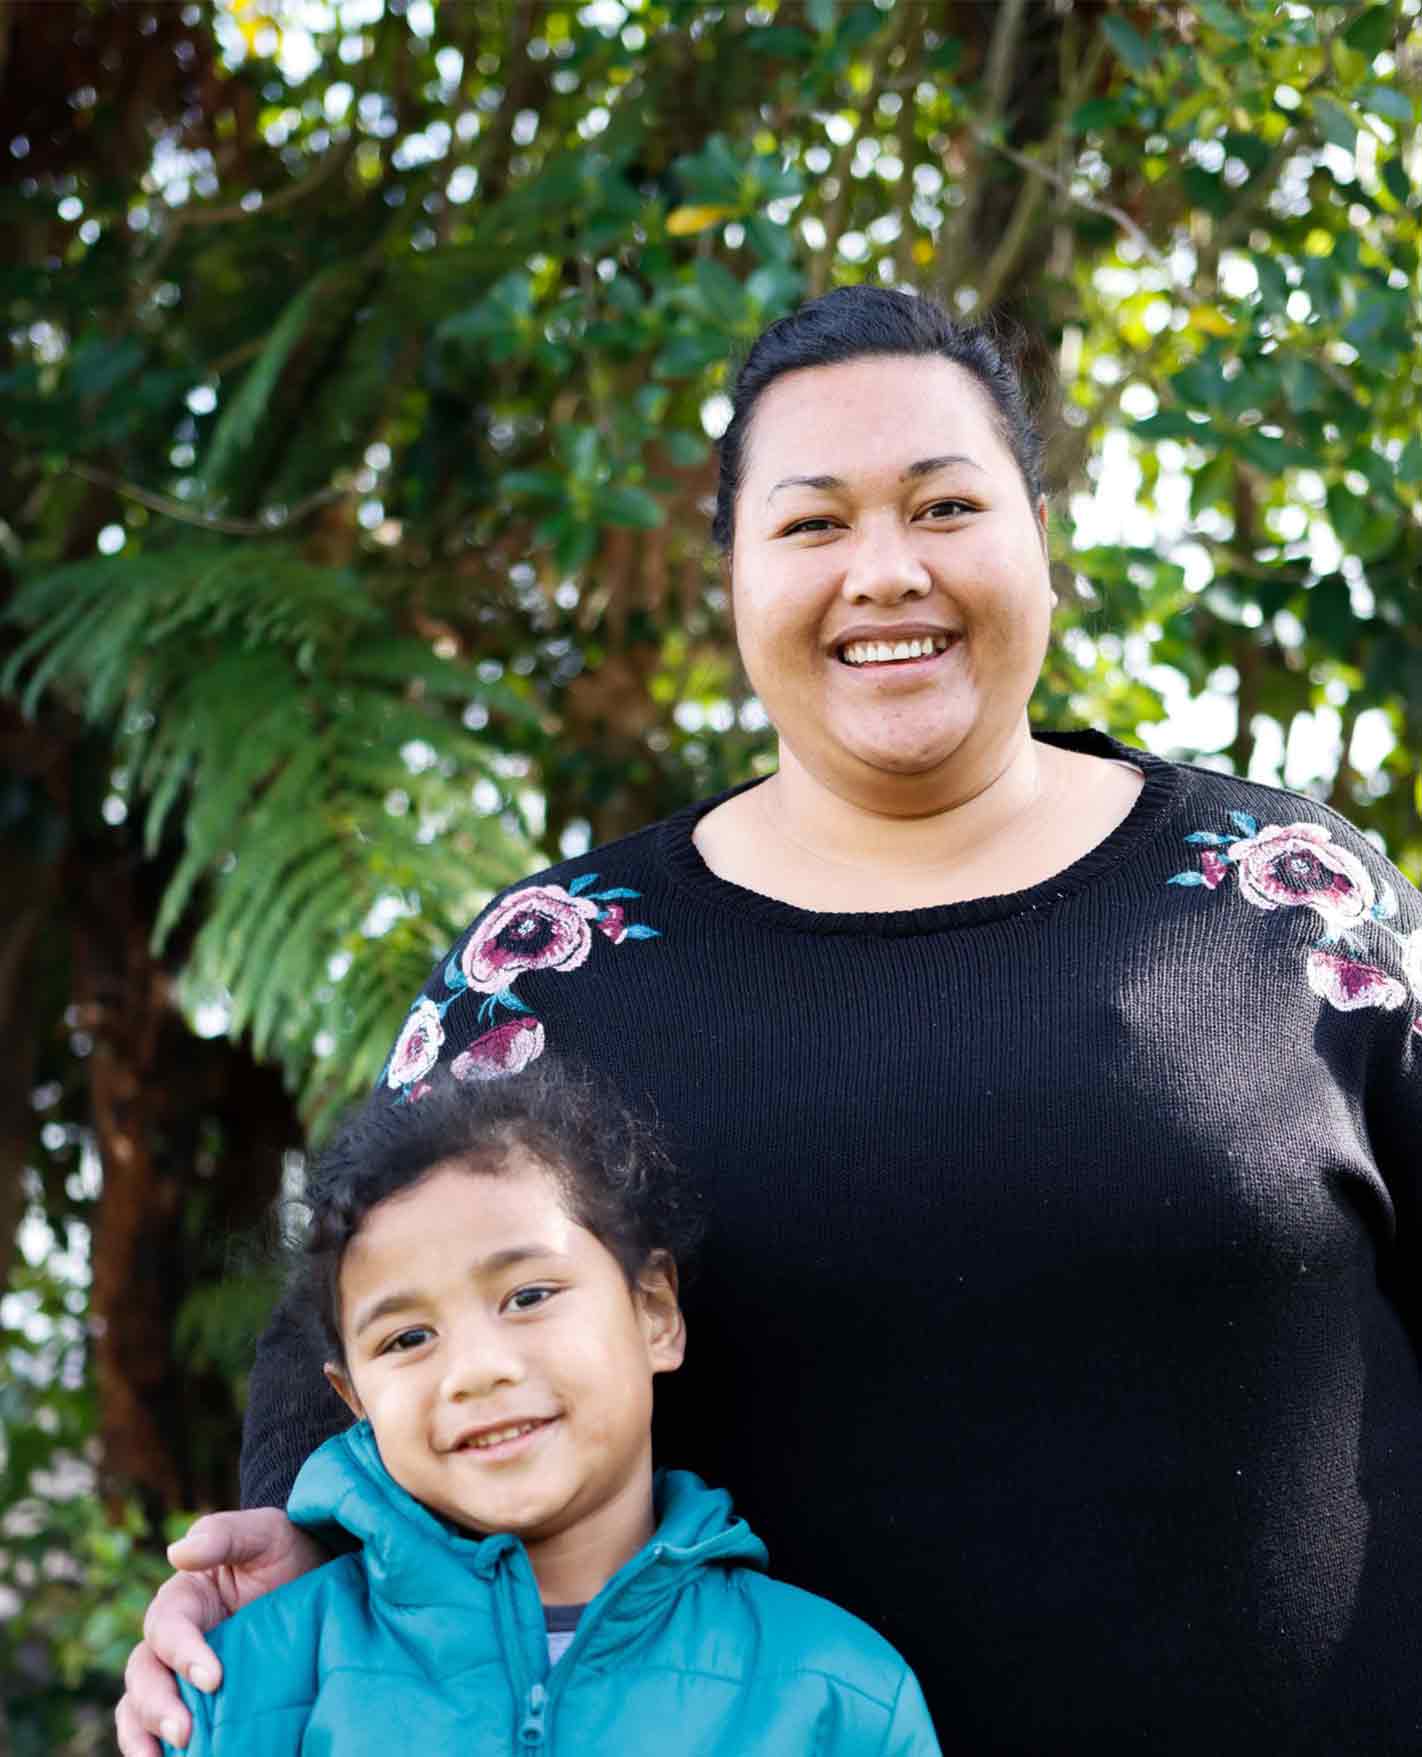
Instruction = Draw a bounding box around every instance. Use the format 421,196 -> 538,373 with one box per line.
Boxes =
324,1361 -> 366,1421
637,1252 -> 687,1376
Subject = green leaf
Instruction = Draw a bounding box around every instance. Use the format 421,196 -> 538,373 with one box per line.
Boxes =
600,485 -> 665,529
1190,449 -> 1235,515
653,332 -> 730,379
1343,6 -> 1394,56
1312,96 -> 1359,151
1360,84 -> 1415,125
68,337 -> 145,401
1101,15 -> 1154,74
1279,358 -> 1327,413
747,25 -> 814,57
1381,158 -> 1413,207
1397,437 -> 1422,483
693,258 -> 750,329
673,135 -> 744,205
664,430 -> 709,467
745,213 -> 795,263
1193,0 -> 1248,38
1133,410 -> 1203,440
1252,253 -> 1291,312
199,277 -> 325,496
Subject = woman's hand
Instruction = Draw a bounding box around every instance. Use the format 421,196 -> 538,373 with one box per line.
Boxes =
114,1508 -> 326,1755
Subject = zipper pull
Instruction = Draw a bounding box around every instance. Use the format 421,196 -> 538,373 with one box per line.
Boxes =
518,1682 -> 547,1747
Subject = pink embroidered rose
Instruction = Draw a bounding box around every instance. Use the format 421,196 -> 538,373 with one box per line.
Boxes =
450,1017 -> 546,1081
1199,850 -> 1229,889
596,903 -> 628,944
1228,822 -> 1374,927
1305,950 -> 1405,1013
460,885 -> 599,993
409,1081 -> 434,1103
386,998 -> 444,1089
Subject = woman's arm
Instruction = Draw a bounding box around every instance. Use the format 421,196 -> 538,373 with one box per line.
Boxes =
240,1291 -> 352,1509
114,1511 -> 327,1756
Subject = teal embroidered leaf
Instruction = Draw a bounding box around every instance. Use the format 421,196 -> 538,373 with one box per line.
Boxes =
1229,812 -> 1258,837
1374,882 -> 1399,920
622,923 -> 661,938
1168,871 -> 1207,886
588,887 -> 641,901
1185,831 -> 1229,845
567,872 -> 599,895
499,988 -> 532,1013
444,954 -> 468,991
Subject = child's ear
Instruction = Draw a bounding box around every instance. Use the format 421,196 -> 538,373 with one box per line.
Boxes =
324,1361 -> 366,1421
636,1252 -> 686,1376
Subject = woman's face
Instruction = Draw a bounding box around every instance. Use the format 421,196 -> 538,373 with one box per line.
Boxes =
730,353 -> 1052,809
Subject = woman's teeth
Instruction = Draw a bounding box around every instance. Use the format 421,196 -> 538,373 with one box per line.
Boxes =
840,635 -> 950,666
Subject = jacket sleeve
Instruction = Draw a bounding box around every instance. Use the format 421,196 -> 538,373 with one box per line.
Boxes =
875,1666 -> 943,1756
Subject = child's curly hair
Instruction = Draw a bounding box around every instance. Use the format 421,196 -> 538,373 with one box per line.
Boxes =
296,1059 -> 704,1365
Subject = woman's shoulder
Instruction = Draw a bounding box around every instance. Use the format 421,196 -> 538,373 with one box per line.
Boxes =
1157,755 -> 1419,900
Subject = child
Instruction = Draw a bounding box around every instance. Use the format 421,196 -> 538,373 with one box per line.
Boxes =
163,1062 -> 941,1756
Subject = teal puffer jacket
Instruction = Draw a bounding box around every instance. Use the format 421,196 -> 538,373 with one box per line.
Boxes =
165,1424 -> 940,1756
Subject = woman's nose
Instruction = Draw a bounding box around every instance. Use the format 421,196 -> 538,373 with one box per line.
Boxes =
839,520 -> 932,604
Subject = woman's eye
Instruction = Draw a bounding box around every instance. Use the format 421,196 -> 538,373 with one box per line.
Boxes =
918,498 -> 971,520
506,1285 -> 557,1314
781,516 -> 838,536
381,1326 -> 433,1355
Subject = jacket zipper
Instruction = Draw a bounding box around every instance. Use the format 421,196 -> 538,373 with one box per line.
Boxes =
517,1681 -> 547,1747
524,1543 -> 668,1753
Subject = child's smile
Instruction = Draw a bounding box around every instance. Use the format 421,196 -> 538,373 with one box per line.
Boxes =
325,1152 -> 685,1602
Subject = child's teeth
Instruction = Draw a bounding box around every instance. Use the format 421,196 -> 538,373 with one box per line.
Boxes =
470,1421 -> 538,1448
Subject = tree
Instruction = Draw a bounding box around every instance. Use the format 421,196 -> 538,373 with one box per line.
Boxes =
2,1 -> 1418,1745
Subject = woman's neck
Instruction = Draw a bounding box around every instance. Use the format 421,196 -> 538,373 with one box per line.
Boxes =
763,729 -> 1045,874
692,730 -> 1143,912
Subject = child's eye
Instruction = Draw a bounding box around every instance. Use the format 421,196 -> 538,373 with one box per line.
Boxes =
505,1285 -> 557,1314
381,1326 -> 433,1355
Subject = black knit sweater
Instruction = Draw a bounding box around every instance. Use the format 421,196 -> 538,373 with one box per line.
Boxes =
242,732 -> 1422,1752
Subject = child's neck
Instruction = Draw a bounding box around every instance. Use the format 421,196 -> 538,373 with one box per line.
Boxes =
525,1467 -> 658,1605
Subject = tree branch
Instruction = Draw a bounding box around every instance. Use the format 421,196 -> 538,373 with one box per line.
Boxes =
65,464 -> 347,538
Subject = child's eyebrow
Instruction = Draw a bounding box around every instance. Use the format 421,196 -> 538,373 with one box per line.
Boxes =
349,1245 -> 562,1340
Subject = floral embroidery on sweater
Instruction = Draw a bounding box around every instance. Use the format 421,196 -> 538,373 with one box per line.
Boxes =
383,875 -> 659,1097
1169,811 -> 1422,1035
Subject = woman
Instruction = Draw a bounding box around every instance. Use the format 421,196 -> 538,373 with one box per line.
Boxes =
118,286 -> 1422,1754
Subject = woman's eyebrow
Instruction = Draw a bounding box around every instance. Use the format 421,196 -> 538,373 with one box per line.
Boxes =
766,454 -> 986,501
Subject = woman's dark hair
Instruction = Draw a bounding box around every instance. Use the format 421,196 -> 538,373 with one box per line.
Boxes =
711,284 -> 1044,550
296,1060 -> 703,1365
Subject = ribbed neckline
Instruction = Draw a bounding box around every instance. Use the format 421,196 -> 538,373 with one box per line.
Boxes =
655,729 -> 1191,937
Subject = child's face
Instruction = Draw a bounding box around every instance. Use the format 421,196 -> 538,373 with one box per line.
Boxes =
325,1152 -> 684,1589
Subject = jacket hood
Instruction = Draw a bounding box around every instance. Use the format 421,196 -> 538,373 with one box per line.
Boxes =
288,1422 -> 767,1611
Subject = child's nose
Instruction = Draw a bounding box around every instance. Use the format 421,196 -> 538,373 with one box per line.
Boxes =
440,1319 -> 524,1400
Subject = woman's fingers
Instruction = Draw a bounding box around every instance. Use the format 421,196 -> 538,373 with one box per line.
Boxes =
140,1570 -> 225,1691
117,1638 -> 189,1754
166,1506 -> 322,1608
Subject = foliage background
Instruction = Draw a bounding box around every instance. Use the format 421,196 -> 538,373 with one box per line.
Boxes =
2,0 -> 1418,1747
